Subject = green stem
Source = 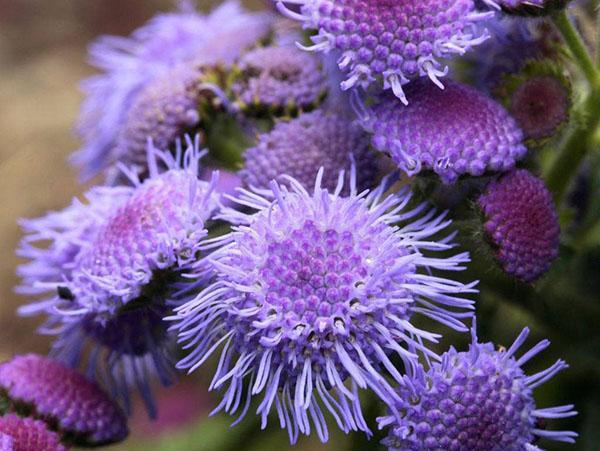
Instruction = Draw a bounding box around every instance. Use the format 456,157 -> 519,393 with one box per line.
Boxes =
544,87 -> 600,205
552,9 -> 600,86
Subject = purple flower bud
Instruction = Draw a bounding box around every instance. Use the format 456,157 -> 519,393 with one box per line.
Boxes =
232,46 -> 328,114
240,109 -> 378,191
0,354 -> 127,446
171,171 -> 477,444
0,414 -> 67,451
277,0 -> 494,103
379,326 -> 577,450
478,169 -> 560,283
363,78 -> 527,184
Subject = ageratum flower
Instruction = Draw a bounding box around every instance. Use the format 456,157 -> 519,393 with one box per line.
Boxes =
74,0 -> 272,177
0,354 -> 127,446
172,171 -> 477,443
231,46 -> 328,115
363,78 -> 527,184
112,63 -> 206,168
240,109 -> 378,191
478,169 -> 560,283
379,326 -> 577,450
0,414 -> 66,451
18,140 -> 221,417
276,0 -> 494,104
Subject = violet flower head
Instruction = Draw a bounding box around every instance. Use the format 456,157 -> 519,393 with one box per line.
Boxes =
478,169 -> 560,283
363,79 -> 527,184
379,326 -> 577,450
276,0 -> 494,104
172,170 -> 477,444
240,109 -> 378,191
112,63 -> 207,168
74,0 -> 272,177
0,414 -> 66,451
231,46 -> 328,114
0,354 -> 128,446
17,139 -> 221,417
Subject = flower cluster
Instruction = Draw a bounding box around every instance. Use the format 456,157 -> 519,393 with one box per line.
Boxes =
12,0 -> 585,449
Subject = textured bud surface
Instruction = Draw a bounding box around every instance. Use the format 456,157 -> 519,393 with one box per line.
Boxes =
172,172 -> 477,443
232,46 -> 327,113
364,79 -> 527,184
0,414 -> 66,451
277,0 -> 493,103
478,169 -> 559,283
379,327 -> 577,450
0,354 -> 127,445
240,109 -> 378,191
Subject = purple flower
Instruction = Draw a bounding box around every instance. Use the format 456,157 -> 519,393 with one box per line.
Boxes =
74,0 -> 272,178
362,78 -> 527,184
478,169 -> 560,283
112,63 -> 205,168
18,140 -> 221,416
232,45 -> 328,114
0,354 -> 127,446
0,414 -> 67,451
379,325 -> 577,450
240,109 -> 378,191
276,0 -> 494,103
171,171 -> 477,443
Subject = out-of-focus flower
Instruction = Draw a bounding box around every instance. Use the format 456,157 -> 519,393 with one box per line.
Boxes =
231,45 -> 328,115
240,109 -> 378,191
362,79 -> 527,184
277,0 -> 494,104
74,0 -> 272,177
0,354 -> 127,446
172,171 -> 477,444
496,61 -> 571,142
0,414 -> 67,451
17,140 -> 220,417
379,325 -> 577,450
478,169 -> 560,283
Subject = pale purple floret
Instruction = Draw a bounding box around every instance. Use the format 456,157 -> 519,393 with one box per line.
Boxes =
478,169 -> 560,283
74,0 -> 272,177
0,354 -> 128,445
240,109 -> 378,191
171,169 -> 477,444
0,433 -> 12,450
362,78 -> 527,184
379,325 -> 577,450
232,46 -> 328,112
17,139 -> 221,417
276,0 -> 494,104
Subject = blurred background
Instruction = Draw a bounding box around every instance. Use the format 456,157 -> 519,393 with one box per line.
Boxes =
0,1 -> 598,450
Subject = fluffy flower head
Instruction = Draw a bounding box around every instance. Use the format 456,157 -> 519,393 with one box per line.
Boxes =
18,140 -> 220,416
0,354 -> 127,446
379,326 -> 577,450
172,171 -> 477,443
277,0 -> 493,103
240,109 -> 378,191
478,169 -> 559,283
74,0 -> 272,177
363,79 -> 527,184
